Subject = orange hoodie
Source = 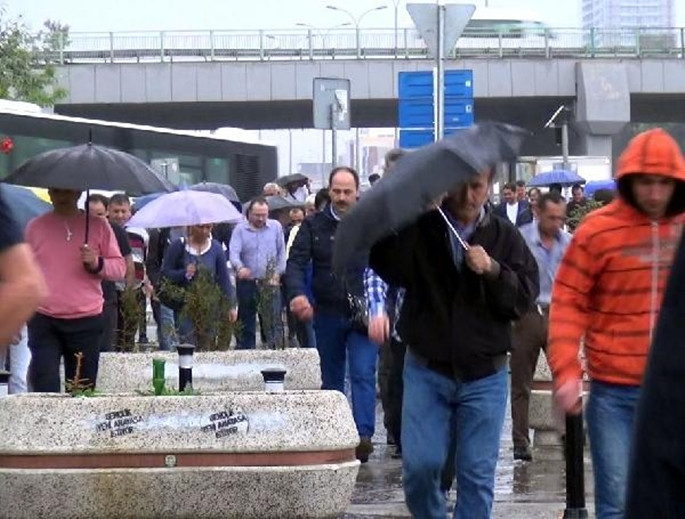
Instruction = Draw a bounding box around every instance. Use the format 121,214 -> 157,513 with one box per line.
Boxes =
548,128 -> 685,389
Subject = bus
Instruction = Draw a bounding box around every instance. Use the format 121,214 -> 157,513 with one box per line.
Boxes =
0,100 -> 277,201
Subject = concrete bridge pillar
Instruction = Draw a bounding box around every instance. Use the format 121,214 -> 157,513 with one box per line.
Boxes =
575,62 -> 631,159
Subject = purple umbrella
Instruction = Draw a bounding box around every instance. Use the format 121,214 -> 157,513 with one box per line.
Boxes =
126,189 -> 243,229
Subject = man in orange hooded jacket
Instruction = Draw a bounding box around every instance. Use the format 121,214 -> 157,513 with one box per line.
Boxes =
548,128 -> 685,519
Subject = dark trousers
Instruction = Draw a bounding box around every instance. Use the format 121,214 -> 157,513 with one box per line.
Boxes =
236,279 -> 283,350
116,288 -> 147,351
510,306 -> 549,448
99,300 -> 117,352
28,312 -> 103,392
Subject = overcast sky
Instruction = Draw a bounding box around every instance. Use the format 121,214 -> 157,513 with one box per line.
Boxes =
8,0 -> 685,33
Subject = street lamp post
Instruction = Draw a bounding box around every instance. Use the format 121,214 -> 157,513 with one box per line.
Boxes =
392,0 -> 400,55
326,4 -> 387,59
295,22 -> 351,54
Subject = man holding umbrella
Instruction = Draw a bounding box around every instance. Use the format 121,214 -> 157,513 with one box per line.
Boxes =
369,168 -> 539,517
25,188 -> 126,391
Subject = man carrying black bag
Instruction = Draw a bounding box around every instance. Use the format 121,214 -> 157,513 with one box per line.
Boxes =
286,166 -> 379,463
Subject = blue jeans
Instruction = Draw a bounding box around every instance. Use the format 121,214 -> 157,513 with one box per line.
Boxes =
314,312 -> 378,438
586,380 -> 641,519
236,280 -> 283,349
402,350 -> 508,519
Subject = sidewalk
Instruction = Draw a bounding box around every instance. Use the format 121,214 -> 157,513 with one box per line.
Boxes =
344,400 -> 595,518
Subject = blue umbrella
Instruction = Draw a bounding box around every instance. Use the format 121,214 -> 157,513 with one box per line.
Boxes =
585,179 -> 616,198
126,189 -> 243,228
1,184 -> 52,230
528,170 -> 586,188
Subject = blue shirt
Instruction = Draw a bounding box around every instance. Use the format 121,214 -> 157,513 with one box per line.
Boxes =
443,207 -> 484,268
229,219 -> 286,279
518,222 -> 571,305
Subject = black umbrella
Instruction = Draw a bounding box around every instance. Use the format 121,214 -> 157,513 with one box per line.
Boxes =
189,181 -> 239,202
277,173 -> 309,187
265,195 -> 303,212
625,232 -> 685,517
4,143 -> 174,241
190,181 -> 242,213
332,122 -> 529,275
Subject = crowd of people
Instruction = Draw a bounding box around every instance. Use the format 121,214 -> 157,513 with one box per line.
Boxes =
1,126 -> 684,518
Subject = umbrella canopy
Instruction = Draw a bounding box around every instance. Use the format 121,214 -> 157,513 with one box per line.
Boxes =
527,169 -> 586,188
265,195 -> 302,212
4,143 -> 175,195
1,184 -> 52,230
189,181 -> 239,202
126,189 -> 243,229
332,122 -> 529,276
584,179 -> 616,198
277,173 -> 309,187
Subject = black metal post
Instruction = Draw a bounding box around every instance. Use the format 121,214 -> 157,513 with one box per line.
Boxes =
0,370 -> 10,396
563,409 -> 589,518
261,368 -> 287,392
176,344 -> 195,393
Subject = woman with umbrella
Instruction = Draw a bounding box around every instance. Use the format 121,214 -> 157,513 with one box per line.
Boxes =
161,223 -> 237,344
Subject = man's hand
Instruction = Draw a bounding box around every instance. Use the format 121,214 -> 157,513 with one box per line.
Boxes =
465,245 -> 492,275
142,279 -> 154,298
185,263 -> 197,279
269,273 -> 280,286
290,295 -> 313,322
80,244 -> 98,270
553,379 -> 583,415
237,267 -> 251,280
367,313 -> 389,345
228,308 -> 238,323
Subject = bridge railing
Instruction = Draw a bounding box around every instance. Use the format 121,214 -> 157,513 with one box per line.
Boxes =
43,27 -> 685,64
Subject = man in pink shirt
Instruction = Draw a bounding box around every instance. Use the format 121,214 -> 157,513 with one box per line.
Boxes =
25,188 -> 126,392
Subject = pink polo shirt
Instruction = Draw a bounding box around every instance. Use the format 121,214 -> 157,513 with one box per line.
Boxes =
25,212 -> 126,319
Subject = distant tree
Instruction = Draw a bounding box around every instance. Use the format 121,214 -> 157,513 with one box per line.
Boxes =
0,8 -> 69,106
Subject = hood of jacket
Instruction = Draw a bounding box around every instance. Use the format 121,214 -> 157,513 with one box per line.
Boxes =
616,128 -> 685,217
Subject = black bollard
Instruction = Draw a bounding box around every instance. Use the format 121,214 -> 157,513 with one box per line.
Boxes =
176,344 -> 195,392
260,368 -> 287,392
563,408 -> 588,519
0,370 -> 10,397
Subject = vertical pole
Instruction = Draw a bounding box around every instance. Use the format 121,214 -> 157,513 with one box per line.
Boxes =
322,129 -> 327,186
356,25 -> 361,59
394,3 -> 399,57
355,127 -> 361,176
331,104 -> 338,168
109,32 -> 115,63
563,410 -> 589,518
562,120 -> 570,171
289,129 -> 293,173
435,1 -> 445,141
209,30 -> 215,61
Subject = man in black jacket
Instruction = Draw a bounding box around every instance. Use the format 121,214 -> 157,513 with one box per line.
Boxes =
370,169 -> 539,518
286,166 -> 378,463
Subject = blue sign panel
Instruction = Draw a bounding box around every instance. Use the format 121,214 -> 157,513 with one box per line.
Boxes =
398,69 -> 474,149
398,70 -> 474,99
399,128 -> 464,148
399,98 -> 474,129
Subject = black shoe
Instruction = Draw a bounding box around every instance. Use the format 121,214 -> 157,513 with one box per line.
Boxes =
391,447 -> 402,459
356,437 -> 374,463
513,445 -> 533,461
386,432 -> 396,445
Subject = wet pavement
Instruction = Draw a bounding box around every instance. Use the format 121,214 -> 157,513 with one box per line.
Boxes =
343,400 -> 596,518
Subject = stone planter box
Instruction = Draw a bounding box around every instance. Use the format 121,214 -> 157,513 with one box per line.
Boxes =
96,348 -> 321,393
0,390 -> 359,519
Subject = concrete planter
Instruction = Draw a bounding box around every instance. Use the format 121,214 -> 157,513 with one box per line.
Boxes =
0,390 -> 359,518
96,348 -> 321,393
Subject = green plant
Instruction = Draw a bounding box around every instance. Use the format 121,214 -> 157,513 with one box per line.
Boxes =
135,386 -> 200,397
256,258 -> 285,350
180,267 -> 238,351
567,199 -> 603,231
65,352 -> 98,396
117,286 -> 144,352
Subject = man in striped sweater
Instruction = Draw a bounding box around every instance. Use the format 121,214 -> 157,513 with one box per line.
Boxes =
548,128 -> 685,519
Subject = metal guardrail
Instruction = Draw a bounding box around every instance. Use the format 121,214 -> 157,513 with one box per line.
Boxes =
41,27 -> 685,64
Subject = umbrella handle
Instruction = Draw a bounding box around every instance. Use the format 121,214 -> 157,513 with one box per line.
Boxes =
436,207 -> 470,251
